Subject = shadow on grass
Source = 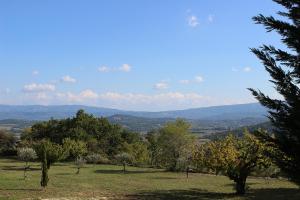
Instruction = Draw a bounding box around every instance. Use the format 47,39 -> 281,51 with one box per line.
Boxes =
1,166 -> 40,171
128,188 -> 300,200
128,189 -> 235,200
150,177 -> 179,180
94,169 -> 161,174
0,188 -> 41,192
55,172 -> 73,176
247,188 -> 300,200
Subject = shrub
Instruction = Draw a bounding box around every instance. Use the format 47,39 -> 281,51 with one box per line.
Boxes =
86,153 -> 109,164
115,152 -> 133,173
75,156 -> 86,174
17,147 -> 37,179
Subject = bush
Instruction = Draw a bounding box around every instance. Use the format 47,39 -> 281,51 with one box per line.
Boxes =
115,152 -> 133,173
86,153 -> 109,164
17,147 -> 37,179
0,130 -> 17,156
63,138 -> 88,160
17,148 -> 37,163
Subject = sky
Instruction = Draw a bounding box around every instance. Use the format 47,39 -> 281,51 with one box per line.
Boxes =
0,0 -> 284,111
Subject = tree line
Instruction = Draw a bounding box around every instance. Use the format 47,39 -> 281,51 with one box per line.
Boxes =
0,109 -> 279,195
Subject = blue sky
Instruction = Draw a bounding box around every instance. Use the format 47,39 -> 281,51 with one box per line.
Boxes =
0,0 -> 283,111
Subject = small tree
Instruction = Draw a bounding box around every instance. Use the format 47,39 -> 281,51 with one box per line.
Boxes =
34,140 -> 64,169
75,156 -> 86,174
156,119 -> 194,171
34,140 -> 64,188
193,131 -> 272,195
115,152 -> 133,173
17,148 -> 37,179
40,145 -> 49,188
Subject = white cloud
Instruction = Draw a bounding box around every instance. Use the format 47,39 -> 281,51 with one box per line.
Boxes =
154,82 -> 169,90
23,83 -> 56,93
179,76 -> 204,84
98,66 -> 110,72
195,75 -> 204,83
208,14 -> 214,23
188,15 -> 199,27
56,89 -> 98,102
16,89 -> 256,111
243,67 -> 252,72
32,70 -> 39,76
61,75 -> 76,83
179,80 -> 190,84
119,64 -> 131,72
79,89 -> 98,99
98,64 -> 132,73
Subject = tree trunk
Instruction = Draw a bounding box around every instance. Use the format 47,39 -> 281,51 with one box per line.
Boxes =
186,167 -> 189,179
23,167 -> 26,180
76,167 -> 80,174
24,161 -> 28,180
47,161 -> 51,170
235,177 -> 247,195
41,149 -> 49,187
123,163 -> 126,173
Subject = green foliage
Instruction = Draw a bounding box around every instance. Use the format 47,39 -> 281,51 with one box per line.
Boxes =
23,110 -> 142,160
17,147 -> 37,179
115,152 -> 133,172
154,119 -> 195,171
123,141 -> 150,166
145,130 -> 160,166
34,140 -> 65,169
0,130 -> 17,156
249,0 -> 300,183
17,147 -> 37,163
193,130 -> 272,195
40,145 -> 49,187
85,153 -> 109,164
62,138 -> 88,160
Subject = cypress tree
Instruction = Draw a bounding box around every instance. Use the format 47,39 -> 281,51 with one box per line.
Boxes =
249,0 -> 300,183
40,145 -> 49,187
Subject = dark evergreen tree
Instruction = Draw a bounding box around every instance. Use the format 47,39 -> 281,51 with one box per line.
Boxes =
249,0 -> 300,183
40,145 -> 49,187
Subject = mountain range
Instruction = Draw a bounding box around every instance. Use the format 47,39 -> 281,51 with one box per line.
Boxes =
0,103 -> 267,121
0,103 -> 269,134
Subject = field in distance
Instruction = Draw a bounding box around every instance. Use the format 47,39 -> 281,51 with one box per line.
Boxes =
0,158 -> 299,200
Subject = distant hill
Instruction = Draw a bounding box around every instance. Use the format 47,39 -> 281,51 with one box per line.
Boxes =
0,103 -> 267,121
107,115 -> 175,133
0,103 -> 269,135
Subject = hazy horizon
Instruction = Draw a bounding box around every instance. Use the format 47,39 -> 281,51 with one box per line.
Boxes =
0,102 -> 263,113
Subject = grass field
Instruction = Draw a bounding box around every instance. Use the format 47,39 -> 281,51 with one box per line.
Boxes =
0,158 -> 299,200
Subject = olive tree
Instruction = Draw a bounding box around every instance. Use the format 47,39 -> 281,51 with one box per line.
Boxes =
75,156 -> 86,174
17,147 -> 37,179
115,152 -> 133,173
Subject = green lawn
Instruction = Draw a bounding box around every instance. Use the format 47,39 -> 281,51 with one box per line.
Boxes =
0,158 -> 299,200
